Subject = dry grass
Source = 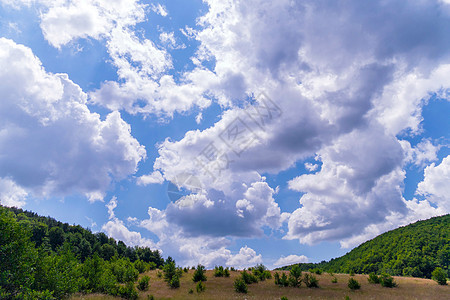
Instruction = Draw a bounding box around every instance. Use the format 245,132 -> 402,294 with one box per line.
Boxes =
70,270 -> 449,300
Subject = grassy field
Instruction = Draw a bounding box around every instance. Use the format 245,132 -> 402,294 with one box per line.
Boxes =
70,270 -> 449,300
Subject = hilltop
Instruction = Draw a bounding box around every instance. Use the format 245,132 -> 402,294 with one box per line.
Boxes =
277,214 -> 449,279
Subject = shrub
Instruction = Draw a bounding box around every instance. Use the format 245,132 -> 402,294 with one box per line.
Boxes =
117,281 -> 138,300
288,265 -> 302,287
134,259 -> 147,273
432,267 -> 448,285
234,278 -> 248,293
224,268 -> 230,277
169,275 -> 180,288
137,275 -> 150,291
214,266 -> 224,277
193,264 -> 207,282
280,273 -> 289,287
348,278 -> 360,290
252,264 -> 271,281
380,273 -> 397,288
241,270 -> 258,284
281,297 -> 288,300
274,272 -> 281,285
147,295 -> 155,300
368,272 -> 380,284
303,273 -> 319,288
183,267 -> 189,273
196,281 -> 206,293
331,277 -> 338,283
230,267 -> 236,271
163,261 -> 176,282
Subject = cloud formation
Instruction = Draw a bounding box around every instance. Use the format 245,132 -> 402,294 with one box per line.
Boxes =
0,38 -> 146,202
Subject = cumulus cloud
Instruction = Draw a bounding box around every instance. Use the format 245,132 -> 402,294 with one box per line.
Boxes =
102,196 -> 156,248
0,178 -> 28,208
0,38 -> 146,201
151,0 -> 450,248
274,255 -> 309,267
417,155 -> 450,209
137,171 -> 164,186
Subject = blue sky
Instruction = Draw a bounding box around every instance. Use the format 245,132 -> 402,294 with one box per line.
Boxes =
0,0 -> 449,269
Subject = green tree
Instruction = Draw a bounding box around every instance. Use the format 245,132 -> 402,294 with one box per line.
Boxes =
0,208 -> 37,297
48,227 -> 65,251
431,267 -> 447,285
193,264 -> 207,282
288,265 -> 302,287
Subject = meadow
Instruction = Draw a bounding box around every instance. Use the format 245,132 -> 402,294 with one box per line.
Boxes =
71,270 -> 449,300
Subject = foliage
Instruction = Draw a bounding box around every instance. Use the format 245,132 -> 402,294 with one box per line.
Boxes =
234,278 -> 248,293
308,268 -> 322,275
348,278 -> 361,290
379,273 -> 397,287
280,297 -> 288,300
0,208 -> 37,298
137,276 -> 150,291
252,264 -> 271,281
163,261 -> 177,282
431,267 -> 448,285
0,205 -> 166,299
196,281 -> 206,293
368,272 -> 380,284
303,273 -> 319,288
193,264 -> 207,282
288,265 -> 302,287
331,276 -> 338,283
241,270 -> 258,284
277,215 -> 450,279
169,275 -> 180,288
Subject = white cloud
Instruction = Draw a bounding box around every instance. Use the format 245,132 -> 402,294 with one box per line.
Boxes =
274,255 -> 309,267
0,177 -> 28,208
417,155 -> 450,209
304,162 -> 318,172
137,171 -> 164,185
106,196 -> 118,219
0,38 -> 146,201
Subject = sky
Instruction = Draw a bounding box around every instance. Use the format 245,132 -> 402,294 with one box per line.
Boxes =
0,0 -> 449,269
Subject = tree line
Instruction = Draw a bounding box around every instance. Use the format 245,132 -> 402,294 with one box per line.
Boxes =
0,205 -> 164,299
277,214 -> 449,279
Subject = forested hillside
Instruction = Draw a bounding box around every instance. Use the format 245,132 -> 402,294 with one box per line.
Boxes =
0,205 -> 165,299
278,215 -> 449,279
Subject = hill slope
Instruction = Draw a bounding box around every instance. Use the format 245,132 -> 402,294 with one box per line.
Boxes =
278,214 -> 449,278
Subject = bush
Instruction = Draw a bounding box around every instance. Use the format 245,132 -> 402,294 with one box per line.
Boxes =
348,278 -> 360,290
234,278 -> 248,293
183,267 -> 189,273
280,273 -> 289,287
193,264 -> 207,282
252,264 -> 271,281
368,272 -> 380,284
280,297 -> 288,300
137,275 -> 150,291
241,270 -> 258,284
214,266 -> 224,277
331,277 -> 338,283
274,272 -> 280,285
134,259 -> 147,273
147,295 -> 155,300
288,265 -> 302,287
117,281 -> 138,300
432,267 -> 448,285
163,261 -> 176,282
169,275 -> 180,288
303,273 -> 319,288
196,281 -> 206,293
224,268 -> 230,277
380,273 -> 397,288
